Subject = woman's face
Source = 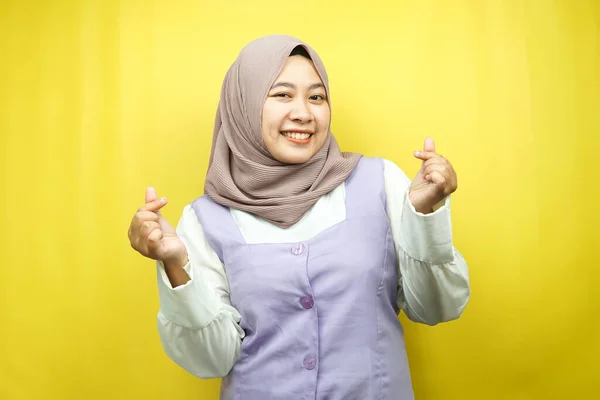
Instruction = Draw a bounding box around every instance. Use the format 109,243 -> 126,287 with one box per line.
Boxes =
261,55 -> 330,164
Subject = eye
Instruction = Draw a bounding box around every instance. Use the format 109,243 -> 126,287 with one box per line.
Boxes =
309,94 -> 326,101
274,93 -> 291,98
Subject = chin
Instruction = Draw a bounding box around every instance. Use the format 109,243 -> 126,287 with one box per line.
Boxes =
277,153 -> 314,164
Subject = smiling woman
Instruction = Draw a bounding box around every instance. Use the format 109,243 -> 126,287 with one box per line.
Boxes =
2,1 -> 598,399
127,34 -> 470,400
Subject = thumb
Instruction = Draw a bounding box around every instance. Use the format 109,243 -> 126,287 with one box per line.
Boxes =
146,186 -> 158,204
423,137 -> 436,153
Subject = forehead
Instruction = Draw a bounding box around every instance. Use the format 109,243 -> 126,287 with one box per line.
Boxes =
275,56 -> 323,84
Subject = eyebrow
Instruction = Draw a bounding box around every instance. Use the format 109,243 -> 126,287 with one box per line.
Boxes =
270,81 -> 325,91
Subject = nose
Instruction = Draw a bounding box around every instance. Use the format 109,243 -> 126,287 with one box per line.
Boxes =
289,99 -> 313,123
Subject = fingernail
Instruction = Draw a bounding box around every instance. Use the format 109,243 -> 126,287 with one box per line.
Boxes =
414,151 -> 421,156
160,197 -> 167,203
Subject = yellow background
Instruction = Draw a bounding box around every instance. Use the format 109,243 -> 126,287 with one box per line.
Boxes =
1,0 -> 598,399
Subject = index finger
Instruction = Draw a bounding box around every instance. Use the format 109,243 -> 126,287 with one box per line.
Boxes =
139,196 -> 168,212
413,150 -> 442,161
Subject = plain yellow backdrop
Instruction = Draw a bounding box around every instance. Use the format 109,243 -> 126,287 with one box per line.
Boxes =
1,0 -> 598,399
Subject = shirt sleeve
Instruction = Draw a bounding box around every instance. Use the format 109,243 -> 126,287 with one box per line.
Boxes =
383,159 -> 471,326
156,204 -> 244,378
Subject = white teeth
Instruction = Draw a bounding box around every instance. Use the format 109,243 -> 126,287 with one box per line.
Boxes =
281,132 -> 312,139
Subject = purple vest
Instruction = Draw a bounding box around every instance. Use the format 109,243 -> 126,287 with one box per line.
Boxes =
192,157 -> 414,400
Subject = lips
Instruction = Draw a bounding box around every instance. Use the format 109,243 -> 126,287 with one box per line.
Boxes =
281,131 -> 313,140
280,131 -> 313,144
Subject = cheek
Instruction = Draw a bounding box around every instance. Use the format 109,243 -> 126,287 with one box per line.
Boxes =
315,107 -> 331,132
262,105 -> 286,136
261,113 -> 277,145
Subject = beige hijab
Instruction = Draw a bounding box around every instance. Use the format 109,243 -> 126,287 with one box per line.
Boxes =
204,35 -> 362,228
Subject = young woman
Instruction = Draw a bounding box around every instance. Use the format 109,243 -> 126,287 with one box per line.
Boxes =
128,34 -> 470,400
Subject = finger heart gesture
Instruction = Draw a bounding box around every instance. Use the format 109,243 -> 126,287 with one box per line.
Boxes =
408,137 -> 458,214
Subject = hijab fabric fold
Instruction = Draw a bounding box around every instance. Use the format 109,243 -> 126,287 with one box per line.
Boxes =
204,35 -> 362,228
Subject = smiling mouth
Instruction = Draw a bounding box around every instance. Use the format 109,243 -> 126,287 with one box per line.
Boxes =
280,131 -> 313,144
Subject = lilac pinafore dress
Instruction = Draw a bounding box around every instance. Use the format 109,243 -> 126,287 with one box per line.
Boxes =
192,157 -> 414,400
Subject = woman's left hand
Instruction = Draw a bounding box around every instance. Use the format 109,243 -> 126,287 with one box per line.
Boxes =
408,137 -> 458,214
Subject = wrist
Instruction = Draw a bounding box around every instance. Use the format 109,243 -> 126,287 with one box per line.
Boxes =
415,206 -> 434,214
409,193 -> 446,215
409,194 -> 434,214
163,252 -> 189,270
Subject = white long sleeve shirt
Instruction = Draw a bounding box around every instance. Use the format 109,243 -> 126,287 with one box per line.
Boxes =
155,159 -> 470,379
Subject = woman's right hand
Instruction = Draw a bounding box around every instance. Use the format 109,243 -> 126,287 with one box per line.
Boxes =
128,187 -> 188,268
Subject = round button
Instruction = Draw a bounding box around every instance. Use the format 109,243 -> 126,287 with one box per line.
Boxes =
303,354 -> 316,370
291,243 -> 305,255
300,296 -> 314,309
